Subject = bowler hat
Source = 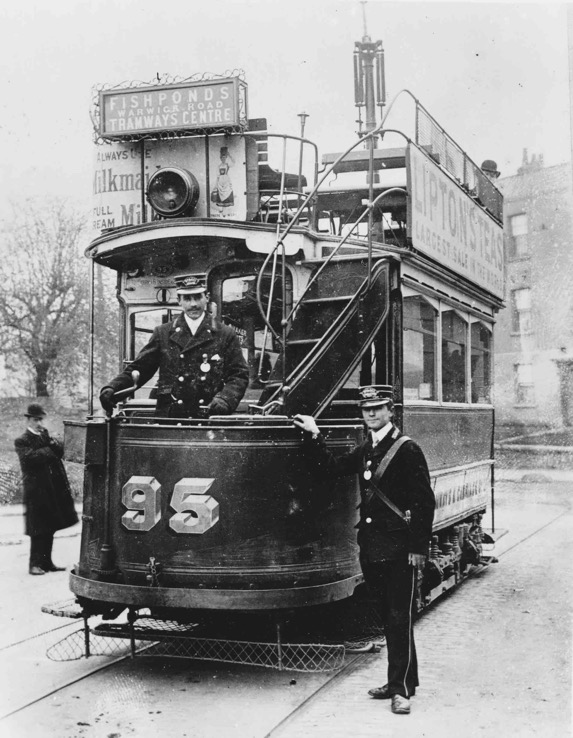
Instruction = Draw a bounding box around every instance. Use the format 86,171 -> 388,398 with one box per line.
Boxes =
176,275 -> 207,295
358,385 -> 394,408
481,159 -> 500,178
25,403 -> 46,418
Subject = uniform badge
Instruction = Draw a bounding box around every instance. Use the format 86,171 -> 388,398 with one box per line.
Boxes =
200,353 -> 211,373
363,460 -> 372,480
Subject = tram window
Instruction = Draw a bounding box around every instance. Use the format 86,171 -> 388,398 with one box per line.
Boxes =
403,297 -> 437,401
129,308 -> 180,359
471,322 -> 492,403
128,308 -> 181,397
220,271 -> 291,393
441,310 -> 467,403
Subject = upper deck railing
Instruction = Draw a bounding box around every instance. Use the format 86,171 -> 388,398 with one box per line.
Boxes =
398,90 -> 502,223
251,91 -> 503,399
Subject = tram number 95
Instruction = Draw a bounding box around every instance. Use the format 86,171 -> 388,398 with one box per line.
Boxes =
121,476 -> 219,535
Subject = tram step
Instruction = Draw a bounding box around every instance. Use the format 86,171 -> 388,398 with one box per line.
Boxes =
283,260 -> 389,415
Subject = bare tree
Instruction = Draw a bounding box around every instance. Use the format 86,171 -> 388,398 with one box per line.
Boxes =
0,199 -> 90,397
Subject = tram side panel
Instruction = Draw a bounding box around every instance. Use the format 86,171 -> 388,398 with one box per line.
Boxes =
403,405 -> 493,530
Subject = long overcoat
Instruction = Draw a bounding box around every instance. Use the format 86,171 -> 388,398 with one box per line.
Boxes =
15,430 -> 79,537
105,313 -> 249,417
303,425 -> 435,562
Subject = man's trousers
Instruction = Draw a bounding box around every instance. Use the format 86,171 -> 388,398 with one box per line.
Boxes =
29,533 -> 55,571
361,559 -> 419,698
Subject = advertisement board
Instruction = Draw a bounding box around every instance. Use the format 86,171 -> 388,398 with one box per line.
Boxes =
91,136 -> 246,237
407,145 -> 504,299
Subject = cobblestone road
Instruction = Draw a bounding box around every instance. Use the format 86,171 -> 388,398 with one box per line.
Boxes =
271,482 -> 572,738
0,481 -> 570,738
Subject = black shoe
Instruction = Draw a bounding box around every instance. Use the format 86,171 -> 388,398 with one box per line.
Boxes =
368,684 -> 391,699
29,566 -> 46,576
391,695 -> 411,715
45,564 -> 66,572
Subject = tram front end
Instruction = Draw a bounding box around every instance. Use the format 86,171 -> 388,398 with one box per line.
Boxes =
67,415 -> 363,619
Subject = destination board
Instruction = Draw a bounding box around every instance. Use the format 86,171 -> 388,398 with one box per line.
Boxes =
99,78 -> 246,139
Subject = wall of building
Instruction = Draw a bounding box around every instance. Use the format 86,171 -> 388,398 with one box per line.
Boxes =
494,152 -> 573,428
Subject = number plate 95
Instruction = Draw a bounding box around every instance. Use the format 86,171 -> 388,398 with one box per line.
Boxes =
121,476 -> 219,534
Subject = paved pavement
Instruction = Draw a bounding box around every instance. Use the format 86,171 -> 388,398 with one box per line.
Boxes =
0,503 -> 82,547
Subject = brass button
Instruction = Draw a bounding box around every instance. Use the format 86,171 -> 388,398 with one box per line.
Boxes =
366,517 -> 372,523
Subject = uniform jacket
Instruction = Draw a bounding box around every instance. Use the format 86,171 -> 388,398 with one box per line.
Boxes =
106,313 -> 249,417
303,425 -> 435,562
15,429 -> 79,537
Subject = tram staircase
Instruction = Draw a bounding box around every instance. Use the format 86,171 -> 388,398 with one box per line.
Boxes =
259,257 -> 390,416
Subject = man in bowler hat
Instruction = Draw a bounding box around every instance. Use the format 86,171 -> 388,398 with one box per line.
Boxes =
100,275 -> 249,418
293,385 -> 435,715
15,404 -> 78,575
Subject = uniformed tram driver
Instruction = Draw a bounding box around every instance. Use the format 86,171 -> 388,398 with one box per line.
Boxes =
100,275 -> 249,418
293,386 -> 435,715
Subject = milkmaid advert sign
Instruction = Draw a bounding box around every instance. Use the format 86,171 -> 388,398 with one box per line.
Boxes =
407,145 -> 504,299
91,136 -> 246,237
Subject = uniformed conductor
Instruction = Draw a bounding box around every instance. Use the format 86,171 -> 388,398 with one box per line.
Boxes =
100,276 -> 249,418
293,385 -> 435,715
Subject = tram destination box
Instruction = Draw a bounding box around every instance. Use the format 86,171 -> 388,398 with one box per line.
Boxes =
64,420 -> 106,465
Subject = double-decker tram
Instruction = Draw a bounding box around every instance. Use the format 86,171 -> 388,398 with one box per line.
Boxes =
62,32 -> 505,657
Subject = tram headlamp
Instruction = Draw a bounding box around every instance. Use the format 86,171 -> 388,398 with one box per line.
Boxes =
146,167 -> 200,218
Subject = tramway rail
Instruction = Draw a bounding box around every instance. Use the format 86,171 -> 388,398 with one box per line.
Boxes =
2,510 -> 564,732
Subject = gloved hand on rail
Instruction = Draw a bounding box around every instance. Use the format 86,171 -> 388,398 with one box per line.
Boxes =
208,397 -> 230,416
99,387 -> 117,414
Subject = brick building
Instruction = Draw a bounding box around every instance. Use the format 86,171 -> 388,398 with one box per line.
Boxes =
495,150 -> 573,429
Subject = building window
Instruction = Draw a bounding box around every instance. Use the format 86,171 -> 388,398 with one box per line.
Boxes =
514,363 -> 535,406
471,322 -> 492,403
508,213 -> 529,258
510,288 -> 532,334
441,310 -> 467,402
403,296 -> 437,400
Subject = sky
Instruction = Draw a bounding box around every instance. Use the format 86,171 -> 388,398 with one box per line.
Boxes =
0,0 -> 570,221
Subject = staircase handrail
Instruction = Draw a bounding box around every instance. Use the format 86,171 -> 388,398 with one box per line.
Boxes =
283,186 -> 407,328
255,126 -> 411,343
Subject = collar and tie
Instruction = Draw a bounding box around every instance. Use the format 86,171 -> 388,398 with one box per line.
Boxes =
370,422 -> 393,448
183,313 -> 205,336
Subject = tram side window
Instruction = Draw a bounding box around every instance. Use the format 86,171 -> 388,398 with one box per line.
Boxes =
403,297 -> 437,401
441,310 -> 467,402
471,322 -> 492,403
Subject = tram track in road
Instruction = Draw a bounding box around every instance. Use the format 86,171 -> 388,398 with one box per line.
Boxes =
0,619 -> 144,723
493,508 -> 570,560
2,496 -> 569,738
264,502 -> 572,738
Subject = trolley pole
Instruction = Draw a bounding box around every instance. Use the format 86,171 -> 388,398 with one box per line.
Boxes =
297,111 -> 308,202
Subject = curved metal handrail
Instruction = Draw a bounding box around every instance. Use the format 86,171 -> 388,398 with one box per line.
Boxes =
283,186 -> 407,327
254,125 -> 411,340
